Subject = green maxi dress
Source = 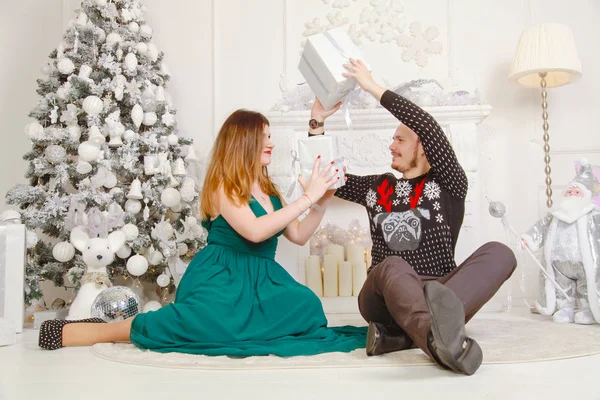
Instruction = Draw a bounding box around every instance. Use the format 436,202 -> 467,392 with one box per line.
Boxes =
130,195 -> 367,356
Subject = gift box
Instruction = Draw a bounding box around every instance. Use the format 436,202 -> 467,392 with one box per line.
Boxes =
0,225 -> 26,334
298,27 -> 368,110
296,135 -> 345,190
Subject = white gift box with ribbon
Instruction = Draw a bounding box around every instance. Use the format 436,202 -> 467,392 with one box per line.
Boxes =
0,224 -> 26,337
298,27 -> 367,110
288,135 -> 345,197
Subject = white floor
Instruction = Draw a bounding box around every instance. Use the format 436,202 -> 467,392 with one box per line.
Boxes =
1,308 -> 599,400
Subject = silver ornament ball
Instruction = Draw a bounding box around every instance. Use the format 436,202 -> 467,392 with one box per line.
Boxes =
488,201 -> 506,218
91,286 -> 142,323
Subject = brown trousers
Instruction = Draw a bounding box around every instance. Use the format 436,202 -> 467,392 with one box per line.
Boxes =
358,241 -> 517,358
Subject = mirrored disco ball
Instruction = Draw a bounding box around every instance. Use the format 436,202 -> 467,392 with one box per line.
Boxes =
91,286 -> 142,323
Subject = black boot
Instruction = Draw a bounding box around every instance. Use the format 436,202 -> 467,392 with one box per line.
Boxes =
366,321 -> 413,356
38,318 -> 106,350
424,281 -> 483,375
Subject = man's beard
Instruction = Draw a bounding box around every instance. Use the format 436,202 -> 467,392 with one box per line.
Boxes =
392,146 -> 419,173
554,195 -> 594,222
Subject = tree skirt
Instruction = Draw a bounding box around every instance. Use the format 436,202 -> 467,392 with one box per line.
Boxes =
91,312 -> 600,370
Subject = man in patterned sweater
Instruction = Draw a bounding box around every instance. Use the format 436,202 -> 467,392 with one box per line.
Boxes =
308,59 -> 516,375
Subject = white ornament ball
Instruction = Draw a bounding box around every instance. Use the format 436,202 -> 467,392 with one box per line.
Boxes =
167,133 -> 179,146
140,24 -> 153,37
56,87 -> 68,100
135,42 -> 148,55
126,255 -> 148,276
143,301 -> 162,313
25,122 -> 44,140
76,161 -> 92,174
177,242 -> 188,256
148,249 -> 163,265
104,173 -> 117,189
95,0 -> 107,7
95,28 -> 106,43
88,133 -> 105,147
125,199 -> 142,214
40,64 -> 52,75
83,95 -> 103,115
116,244 -> 132,259
128,22 -> 140,33
123,130 -> 136,142
67,124 -> 81,141
45,145 -> 67,163
156,274 -> 170,287
121,223 -> 139,240
142,112 -> 157,126
131,104 -> 143,128
124,53 -> 138,72
106,32 -> 122,47
147,43 -> 158,62
161,188 -> 181,208
52,241 -> 75,262
57,58 -> 75,74
78,142 -> 100,162
162,113 -> 175,127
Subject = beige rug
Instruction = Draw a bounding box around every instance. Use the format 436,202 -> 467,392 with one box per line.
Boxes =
91,312 -> 600,369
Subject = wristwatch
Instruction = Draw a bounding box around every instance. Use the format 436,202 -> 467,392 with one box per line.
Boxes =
308,119 -> 324,129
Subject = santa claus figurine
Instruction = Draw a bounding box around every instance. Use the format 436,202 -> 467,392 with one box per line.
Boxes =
522,159 -> 600,324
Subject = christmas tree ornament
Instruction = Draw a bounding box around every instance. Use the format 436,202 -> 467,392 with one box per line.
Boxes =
128,21 -> 140,33
131,104 -> 143,128
156,274 -> 170,287
151,219 -> 174,242
121,223 -> 139,241
52,241 -> 75,263
127,178 -> 143,199
148,248 -> 164,265
185,145 -> 198,162
141,88 -> 156,111
116,48 -> 123,61
25,122 -> 44,140
44,145 -> 67,163
179,177 -> 196,202
161,188 -> 181,208
155,86 -> 165,102
167,133 -> 179,146
40,63 -> 52,75
143,202 -> 150,221
143,154 -> 157,175
56,87 -> 68,100
66,266 -> 84,285
106,32 -> 122,47
67,124 -> 81,141
108,130 -> 123,147
49,106 -> 59,124
78,64 -> 92,80
135,42 -> 148,55
160,62 -> 170,76
140,24 -> 153,37
142,112 -> 157,126
76,161 -> 92,174
147,43 -> 158,62
94,0 -> 107,7
57,58 -> 75,74
124,53 -> 138,72
162,112 -> 175,127
116,244 -> 132,259
170,202 -> 182,212
78,142 -> 101,163
142,300 -> 162,313
172,158 -> 186,176
82,95 -> 103,115
126,255 -> 148,277
125,199 -> 142,214
75,12 -> 88,26
123,129 -> 136,142
177,242 -> 188,256
91,286 -> 142,323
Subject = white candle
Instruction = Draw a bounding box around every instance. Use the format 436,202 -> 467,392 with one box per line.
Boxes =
338,261 -> 353,297
352,261 -> 367,296
346,245 -> 364,265
304,255 -> 323,297
323,254 -> 338,297
365,247 -> 372,270
327,244 -> 344,264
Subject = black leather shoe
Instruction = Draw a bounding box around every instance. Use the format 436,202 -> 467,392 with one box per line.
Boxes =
38,318 -> 106,350
366,321 -> 413,356
424,281 -> 483,375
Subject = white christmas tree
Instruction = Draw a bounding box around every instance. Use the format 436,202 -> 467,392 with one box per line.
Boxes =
6,0 -> 206,306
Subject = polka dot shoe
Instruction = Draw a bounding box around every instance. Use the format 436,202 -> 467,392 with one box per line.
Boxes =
38,318 -> 106,350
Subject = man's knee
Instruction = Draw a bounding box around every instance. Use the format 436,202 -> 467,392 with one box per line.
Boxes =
374,256 -> 413,278
483,241 -> 517,276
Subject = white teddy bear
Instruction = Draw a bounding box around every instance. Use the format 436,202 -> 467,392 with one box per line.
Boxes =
66,226 -> 126,320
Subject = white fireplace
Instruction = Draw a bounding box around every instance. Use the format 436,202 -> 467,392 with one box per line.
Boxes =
264,103 -> 492,313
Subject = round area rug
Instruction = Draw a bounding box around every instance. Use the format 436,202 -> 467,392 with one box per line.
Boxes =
91,314 -> 600,370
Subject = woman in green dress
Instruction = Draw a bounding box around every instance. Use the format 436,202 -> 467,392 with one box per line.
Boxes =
39,108 -> 367,356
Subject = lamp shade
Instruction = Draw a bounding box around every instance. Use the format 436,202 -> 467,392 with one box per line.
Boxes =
509,23 -> 582,88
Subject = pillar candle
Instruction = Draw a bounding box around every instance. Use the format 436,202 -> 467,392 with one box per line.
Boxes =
323,254 -> 338,297
346,245 -> 364,265
352,261 -> 367,296
327,244 -> 344,265
305,255 -> 323,297
338,261 -> 353,297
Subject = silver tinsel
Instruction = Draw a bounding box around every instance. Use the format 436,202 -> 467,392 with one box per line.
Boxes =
91,286 -> 142,323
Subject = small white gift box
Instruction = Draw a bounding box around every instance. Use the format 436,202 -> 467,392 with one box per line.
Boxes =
298,27 -> 368,110
0,225 -> 26,334
294,135 -> 345,192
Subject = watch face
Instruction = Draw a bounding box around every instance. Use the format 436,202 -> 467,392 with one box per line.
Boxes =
309,119 -> 318,129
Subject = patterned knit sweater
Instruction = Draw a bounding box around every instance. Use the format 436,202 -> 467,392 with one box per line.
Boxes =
335,90 -> 468,276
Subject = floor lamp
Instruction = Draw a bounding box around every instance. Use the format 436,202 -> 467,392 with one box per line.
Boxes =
509,23 -> 582,208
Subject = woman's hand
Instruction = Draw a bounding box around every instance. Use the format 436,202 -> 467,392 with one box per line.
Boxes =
298,157 -> 339,203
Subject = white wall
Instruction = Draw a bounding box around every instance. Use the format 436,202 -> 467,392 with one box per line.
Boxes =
1,0 -> 599,306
